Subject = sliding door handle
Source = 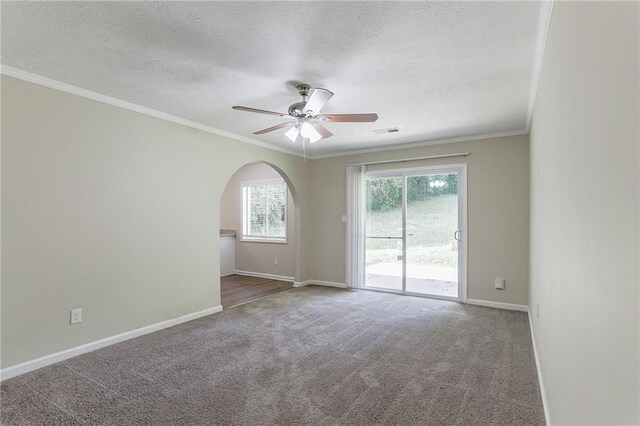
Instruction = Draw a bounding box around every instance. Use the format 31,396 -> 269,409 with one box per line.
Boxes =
454,230 -> 462,241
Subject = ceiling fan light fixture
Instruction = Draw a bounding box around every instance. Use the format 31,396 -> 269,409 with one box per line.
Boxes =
300,122 -> 322,143
285,125 -> 300,142
308,133 -> 322,144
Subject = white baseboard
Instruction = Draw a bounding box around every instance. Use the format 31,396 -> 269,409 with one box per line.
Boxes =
466,298 -> 528,312
0,305 -> 223,382
528,309 -> 551,425
234,270 -> 294,282
294,280 -> 348,289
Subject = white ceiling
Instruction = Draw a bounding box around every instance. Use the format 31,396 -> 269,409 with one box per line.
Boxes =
1,1 -> 542,157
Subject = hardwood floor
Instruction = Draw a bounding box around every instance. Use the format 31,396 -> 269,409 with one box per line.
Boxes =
221,274 -> 294,308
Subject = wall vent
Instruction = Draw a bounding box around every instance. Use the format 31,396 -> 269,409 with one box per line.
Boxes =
372,127 -> 400,135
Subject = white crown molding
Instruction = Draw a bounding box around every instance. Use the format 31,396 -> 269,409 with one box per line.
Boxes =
467,298 -> 528,312
306,129 -> 529,160
0,65 -> 304,158
1,64 -> 536,161
526,0 -> 555,132
0,304 -> 223,381
528,308 -> 552,425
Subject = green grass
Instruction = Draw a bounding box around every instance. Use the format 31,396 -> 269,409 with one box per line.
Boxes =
366,194 -> 458,267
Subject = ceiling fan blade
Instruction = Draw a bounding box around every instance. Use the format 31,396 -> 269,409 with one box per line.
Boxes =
304,88 -> 333,114
253,122 -> 294,135
311,122 -> 333,139
319,113 -> 379,122
232,106 -> 288,117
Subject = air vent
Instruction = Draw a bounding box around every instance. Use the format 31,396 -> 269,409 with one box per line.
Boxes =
372,127 -> 400,135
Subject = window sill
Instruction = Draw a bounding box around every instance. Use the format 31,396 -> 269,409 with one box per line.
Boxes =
240,237 -> 288,244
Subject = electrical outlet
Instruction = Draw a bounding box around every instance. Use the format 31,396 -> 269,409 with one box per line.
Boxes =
495,278 -> 505,290
274,258 -> 278,265
536,303 -> 540,319
70,308 -> 82,325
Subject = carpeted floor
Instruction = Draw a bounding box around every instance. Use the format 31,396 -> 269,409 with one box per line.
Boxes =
1,286 -> 545,425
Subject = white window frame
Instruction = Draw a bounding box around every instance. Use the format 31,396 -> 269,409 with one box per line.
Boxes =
241,178 -> 288,244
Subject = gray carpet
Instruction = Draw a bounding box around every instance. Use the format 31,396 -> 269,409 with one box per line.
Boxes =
1,286 -> 545,425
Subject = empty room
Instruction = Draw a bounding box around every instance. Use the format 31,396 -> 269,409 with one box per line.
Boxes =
1,1 -> 638,425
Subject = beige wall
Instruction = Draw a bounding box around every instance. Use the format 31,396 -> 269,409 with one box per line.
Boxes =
0,76 -> 310,368
1,74 -> 532,370
220,163 -> 296,278
309,135 -> 530,305
529,2 -> 639,424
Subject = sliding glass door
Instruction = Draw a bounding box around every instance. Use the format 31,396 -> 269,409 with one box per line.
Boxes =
364,165 -> 466,301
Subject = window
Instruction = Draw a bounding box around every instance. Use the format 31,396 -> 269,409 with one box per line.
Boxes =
241,178 -> 287,243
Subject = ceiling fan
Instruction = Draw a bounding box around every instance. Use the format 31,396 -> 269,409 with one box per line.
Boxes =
232,83 -> 378,144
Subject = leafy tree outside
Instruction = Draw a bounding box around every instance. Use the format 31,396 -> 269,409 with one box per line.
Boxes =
367,174 -> 457,212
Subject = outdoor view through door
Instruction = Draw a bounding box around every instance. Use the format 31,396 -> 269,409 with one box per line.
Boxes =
365,166 -> 465,300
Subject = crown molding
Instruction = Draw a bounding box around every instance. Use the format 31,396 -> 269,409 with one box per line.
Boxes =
526,0 -> 555,132
306,129 -> 528,160
2,64 -> 534,162
0,65 -> 305,158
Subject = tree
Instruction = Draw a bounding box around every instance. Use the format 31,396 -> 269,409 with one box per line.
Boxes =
367,174 -> 458,212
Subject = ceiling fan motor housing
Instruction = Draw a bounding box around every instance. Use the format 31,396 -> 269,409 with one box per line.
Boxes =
288,101 -> 309,118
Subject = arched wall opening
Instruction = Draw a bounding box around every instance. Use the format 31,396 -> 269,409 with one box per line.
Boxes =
218,161 -> 302,305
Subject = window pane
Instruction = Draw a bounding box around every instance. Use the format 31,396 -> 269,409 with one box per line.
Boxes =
365,176 -> 403,290
243,181 -> 287,240
267,183 -> 286,237
249,185 -> 267,236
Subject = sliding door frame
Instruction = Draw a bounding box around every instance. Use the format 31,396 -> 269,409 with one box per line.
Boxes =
364,163 -> 467,302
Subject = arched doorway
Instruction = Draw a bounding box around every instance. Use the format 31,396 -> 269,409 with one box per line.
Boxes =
218,161 -> 301,308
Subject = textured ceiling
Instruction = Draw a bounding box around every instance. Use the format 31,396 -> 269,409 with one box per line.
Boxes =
1,1 -> 541,156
